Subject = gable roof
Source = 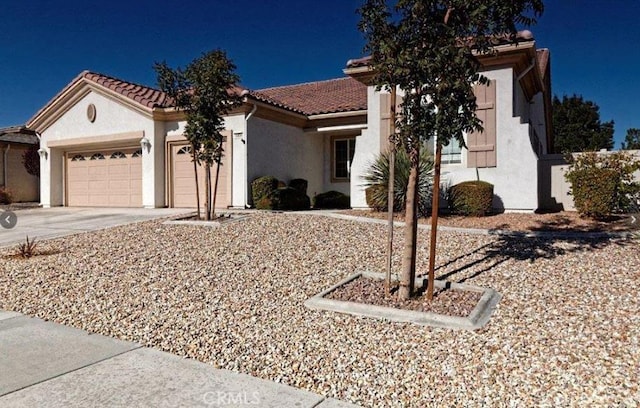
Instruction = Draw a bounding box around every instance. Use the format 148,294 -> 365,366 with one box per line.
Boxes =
0,125 -> 38,144
251,77 -> 367,115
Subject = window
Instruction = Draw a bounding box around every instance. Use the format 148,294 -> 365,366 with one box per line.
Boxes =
110,151 -> 126,159
90,153 -> 105,160
132,149 -> 142,158
441,139 -> 462,164
71,155 -> 85,162
177,146 -> 191,155
333,138 -> 356,180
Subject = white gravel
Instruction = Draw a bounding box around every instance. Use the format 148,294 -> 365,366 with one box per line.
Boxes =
1,212 -> 639,407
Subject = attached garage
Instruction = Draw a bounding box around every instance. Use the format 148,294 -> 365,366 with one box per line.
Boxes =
66,147 -> 142,207
169,140 -> 230,209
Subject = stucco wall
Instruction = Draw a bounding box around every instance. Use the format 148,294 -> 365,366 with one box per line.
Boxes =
1,144 -> 39,202
40,90 -> 157,207
247,116 -> 323,205
354,67 -> 545,212
350,87 -> 384,208
441,67 -> 541,211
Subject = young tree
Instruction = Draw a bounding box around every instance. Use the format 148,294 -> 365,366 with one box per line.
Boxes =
155,50 -> 242,220
621,128 -> 640,150
552,94 -> 614,153
359,0 -> 543,300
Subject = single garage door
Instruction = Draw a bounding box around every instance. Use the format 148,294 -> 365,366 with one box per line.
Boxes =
170,142 -> 229,208
66,148 -> 142,207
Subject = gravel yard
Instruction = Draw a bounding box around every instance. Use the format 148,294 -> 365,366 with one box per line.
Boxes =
1,212 -> 639,407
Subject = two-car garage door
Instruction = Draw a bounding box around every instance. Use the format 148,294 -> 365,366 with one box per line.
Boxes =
66,148 -> 142,207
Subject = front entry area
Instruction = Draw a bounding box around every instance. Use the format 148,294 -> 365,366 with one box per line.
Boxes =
66,147 -> 142,207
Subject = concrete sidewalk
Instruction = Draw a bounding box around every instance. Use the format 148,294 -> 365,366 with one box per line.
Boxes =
0,311 -> 359,408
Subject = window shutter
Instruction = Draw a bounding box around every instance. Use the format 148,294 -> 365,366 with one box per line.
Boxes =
379,93 -> 391,151
467,81 -> 497,168
379,92 -> 401,151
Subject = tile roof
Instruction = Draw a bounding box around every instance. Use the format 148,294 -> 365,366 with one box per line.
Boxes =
251,77 -> 368,115
0,125 -> 38,144
83,71 -> 174,109
346,30 -> 538,69
29,71 -> 368,128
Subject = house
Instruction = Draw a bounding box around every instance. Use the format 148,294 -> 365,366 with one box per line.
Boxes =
0,125 -> 40,202
28,72 -> 366,208
28,32 -> 552,212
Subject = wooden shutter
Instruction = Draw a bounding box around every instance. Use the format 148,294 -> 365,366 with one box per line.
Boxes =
467,81 -> 497,168
379,92 -> 401,151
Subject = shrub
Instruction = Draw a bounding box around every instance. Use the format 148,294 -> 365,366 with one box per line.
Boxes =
259,187 -> 310,211
251,176 -> 278,207
565,151 -> 640,219
362,148 -> 434,215
289,178 -> 308,195
313,191 -> 351,209
18,236 -> 37,258
22,145 -> 40,177
0,187 -> 12,205
449,180 -> 494,216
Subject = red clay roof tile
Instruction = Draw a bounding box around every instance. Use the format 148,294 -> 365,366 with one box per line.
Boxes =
29,71 -> 368,128
83,71 -> 174,108
251,77 -> 367,115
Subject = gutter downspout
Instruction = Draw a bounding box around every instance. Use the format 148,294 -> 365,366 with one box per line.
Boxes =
244,103 -> 258,208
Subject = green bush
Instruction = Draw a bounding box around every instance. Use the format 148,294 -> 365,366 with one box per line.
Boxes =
449,181 -> 494,216
0,187 -> 12,205
565,151 -> 640,219
259,187 -> 310,211
362,147 -> 434,215
251,176 -> 278,207
313,191 -> 350,209
289,178 -> 308,195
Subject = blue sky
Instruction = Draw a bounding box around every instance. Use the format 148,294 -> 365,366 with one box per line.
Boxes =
1,1 -> 638,148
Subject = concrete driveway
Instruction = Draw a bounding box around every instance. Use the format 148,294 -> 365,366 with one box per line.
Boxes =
0,207 -> 188,248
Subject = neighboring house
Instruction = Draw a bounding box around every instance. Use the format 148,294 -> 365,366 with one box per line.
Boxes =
28,32 -> 552,212
0,126 -> 40,202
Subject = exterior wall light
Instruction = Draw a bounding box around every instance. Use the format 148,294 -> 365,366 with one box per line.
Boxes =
37,148 -> 48,159
140,137 -> 151,153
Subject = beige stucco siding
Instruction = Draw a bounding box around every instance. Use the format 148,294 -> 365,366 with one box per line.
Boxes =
247,117 -> 323,203
442,67 -> 541,211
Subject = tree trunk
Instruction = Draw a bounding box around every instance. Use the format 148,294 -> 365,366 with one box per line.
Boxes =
426,143 -> 443,300
204,164 -> 211,221
398,143 -> 419,300
211,158 -> 221,220
192,147 -> 201,220
385,89 -> 397,296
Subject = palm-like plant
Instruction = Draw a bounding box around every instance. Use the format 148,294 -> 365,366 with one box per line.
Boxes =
362,147 -> 434,215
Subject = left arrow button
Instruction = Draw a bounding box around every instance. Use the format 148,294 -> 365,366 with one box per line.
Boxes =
0,211 -> 17,229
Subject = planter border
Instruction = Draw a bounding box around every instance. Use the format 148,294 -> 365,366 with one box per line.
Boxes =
305,271 -> 502,330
